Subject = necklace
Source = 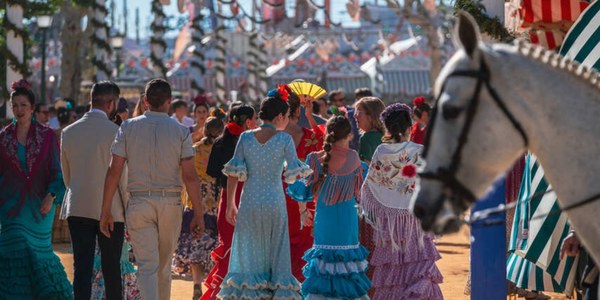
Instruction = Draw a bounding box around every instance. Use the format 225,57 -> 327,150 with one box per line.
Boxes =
260,123 -> 277,130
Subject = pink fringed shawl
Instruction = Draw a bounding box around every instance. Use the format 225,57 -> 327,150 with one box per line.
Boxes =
0,121 -> 60,220
359,142 -> 427,251
307,145 -> 364,206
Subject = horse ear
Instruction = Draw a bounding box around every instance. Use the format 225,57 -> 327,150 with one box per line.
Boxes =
455,11 -> 480,58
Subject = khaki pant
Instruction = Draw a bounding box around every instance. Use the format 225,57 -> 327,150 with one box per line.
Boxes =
126,195 -> 182,300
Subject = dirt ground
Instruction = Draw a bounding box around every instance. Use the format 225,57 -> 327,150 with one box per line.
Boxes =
54,226 -> 568,300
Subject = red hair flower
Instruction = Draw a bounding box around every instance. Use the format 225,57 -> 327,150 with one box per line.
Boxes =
10,79 -> 32,92
401,164 -> 417,178
277,84 -> 289,101
413,96 -> 425,107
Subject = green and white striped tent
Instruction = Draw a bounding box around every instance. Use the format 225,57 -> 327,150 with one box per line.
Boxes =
507,154 -> 579,294
507,0 -> 600,293
560,0 -> 600,70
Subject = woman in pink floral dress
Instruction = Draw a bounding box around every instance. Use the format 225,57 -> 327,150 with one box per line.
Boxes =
359,103 -> 443,299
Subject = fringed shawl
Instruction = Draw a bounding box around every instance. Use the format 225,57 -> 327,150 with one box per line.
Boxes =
358,142 -> 426,251
306,146 -> 364,206
0,121 -> 63,220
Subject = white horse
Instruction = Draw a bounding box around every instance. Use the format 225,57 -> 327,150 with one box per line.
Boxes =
411,12 -> 600,268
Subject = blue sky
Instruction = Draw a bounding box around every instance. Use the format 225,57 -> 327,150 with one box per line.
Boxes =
112,0 -> 365,39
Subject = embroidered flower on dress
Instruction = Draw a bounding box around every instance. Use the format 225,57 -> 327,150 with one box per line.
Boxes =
401,164 -> 417,178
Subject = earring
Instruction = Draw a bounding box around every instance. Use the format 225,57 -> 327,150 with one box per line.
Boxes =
11,117 -> 17,125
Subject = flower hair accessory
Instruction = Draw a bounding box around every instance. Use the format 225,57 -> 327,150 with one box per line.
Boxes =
10,79 -> 32,92
413,96 -> 426,107
267,84 -> 290,102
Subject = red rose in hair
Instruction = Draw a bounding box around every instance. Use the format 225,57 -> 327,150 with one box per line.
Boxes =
401,164 -> 417,178
277,84 -> 289,101
10,79 -> 32,92
413,96 -> 425,107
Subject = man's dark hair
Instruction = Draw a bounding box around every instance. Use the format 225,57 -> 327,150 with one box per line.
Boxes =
354,87 -> 373,100
171,99 -> 189,111
328,89 -> 344,104
90,81 -> 120,107
145,78 -> 172,108
34,103 -> 47,113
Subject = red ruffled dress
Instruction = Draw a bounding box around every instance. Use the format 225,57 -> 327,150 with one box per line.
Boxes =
410,123 -> 427,145
201,127 -> 245,300
284,127 -> 323,282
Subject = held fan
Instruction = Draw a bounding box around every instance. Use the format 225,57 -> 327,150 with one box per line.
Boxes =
287,82 -> 327,100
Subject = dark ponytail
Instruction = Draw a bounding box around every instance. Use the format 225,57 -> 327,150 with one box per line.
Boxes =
312,115 -> 351,194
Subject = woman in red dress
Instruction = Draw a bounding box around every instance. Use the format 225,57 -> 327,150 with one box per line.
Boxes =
410,96 -> 431,145
283,91 -> 324,282
201,104 -> 257,299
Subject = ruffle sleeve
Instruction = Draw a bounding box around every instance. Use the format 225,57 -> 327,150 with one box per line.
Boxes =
222,133 -> 248,181
283,134 -> 313,184
286,152 -> 319,202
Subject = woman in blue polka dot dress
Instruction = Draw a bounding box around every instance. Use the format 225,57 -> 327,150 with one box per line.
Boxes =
218,85 -> 313,300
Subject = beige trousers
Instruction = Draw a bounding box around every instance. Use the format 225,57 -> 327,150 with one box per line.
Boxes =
126,195 -> 182,300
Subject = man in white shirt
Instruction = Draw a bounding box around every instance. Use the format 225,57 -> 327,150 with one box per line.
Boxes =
61,81 -> 127,300
170,99 -> 194,128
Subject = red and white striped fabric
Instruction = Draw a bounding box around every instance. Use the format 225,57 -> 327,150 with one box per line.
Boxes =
521,0 -> 589,25
529,30 -> 565,49
510,0 -> 591,49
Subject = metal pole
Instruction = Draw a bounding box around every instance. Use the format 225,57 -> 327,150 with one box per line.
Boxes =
40,29 -> 47,104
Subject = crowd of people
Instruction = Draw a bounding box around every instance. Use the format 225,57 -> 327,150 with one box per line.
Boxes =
0,77 -> 442,300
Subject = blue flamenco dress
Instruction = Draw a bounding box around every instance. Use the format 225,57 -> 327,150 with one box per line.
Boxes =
287,146 -> 371,300
0,122 -> 73,299
218,130 -> 313,300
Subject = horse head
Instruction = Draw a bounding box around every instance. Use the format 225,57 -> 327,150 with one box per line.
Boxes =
411,12 -> 528,234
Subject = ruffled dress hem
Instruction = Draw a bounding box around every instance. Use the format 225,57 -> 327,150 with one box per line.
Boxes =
0,247 -> 73,299
301,246 -> 371,299
217,273 -> 301,300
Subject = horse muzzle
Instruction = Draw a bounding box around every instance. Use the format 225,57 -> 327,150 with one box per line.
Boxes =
413,193 -> 464,235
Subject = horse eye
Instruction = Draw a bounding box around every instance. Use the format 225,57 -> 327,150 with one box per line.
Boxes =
442,103 -> 463,120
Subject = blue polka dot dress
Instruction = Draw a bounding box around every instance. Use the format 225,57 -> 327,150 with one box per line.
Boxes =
218,130 -> 312,300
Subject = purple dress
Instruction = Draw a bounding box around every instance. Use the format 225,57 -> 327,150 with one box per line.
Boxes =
359,142 -> 443,300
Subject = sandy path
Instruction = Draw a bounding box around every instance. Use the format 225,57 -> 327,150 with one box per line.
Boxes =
54,226 -> 568,299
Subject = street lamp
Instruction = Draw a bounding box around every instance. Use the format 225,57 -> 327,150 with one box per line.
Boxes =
111,34 -> 125,79
37,14 -> 53,104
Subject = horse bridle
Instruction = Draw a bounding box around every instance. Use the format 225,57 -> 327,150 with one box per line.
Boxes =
419,58 -> 529,207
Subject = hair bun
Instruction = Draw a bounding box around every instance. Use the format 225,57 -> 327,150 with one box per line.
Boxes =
413,96 -> 426,107
11,79 -> 32,92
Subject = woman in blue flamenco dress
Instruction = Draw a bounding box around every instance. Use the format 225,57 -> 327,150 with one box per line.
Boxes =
0,80 -> 72,299
218,86 -> 313,300
288,115 -> 371,299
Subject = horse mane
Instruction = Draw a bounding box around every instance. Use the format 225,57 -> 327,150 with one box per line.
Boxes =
513,39 -> 600,91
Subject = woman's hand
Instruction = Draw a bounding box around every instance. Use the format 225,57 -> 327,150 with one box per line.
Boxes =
39,193 -> 54,216
226,205 -> 238,226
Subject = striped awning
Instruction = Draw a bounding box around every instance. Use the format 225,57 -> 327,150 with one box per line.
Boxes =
508,0 -> 591,49
560,0 -> 600,71
381,70 -> 431,96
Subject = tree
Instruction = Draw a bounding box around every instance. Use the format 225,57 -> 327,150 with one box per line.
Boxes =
59,0 -> 94,103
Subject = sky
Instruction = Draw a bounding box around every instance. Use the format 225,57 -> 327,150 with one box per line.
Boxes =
110,0 -> 364,39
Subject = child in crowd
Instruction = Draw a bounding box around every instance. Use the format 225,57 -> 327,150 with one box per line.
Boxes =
288,115 -> 371,299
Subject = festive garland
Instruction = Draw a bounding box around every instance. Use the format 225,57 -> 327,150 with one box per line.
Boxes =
190,11 -> 206,93
214,25 -> 227,103
3,1 -> 31,81
90,0 -> 112,80
454,0 -> 514,42
151,0 -> 167,78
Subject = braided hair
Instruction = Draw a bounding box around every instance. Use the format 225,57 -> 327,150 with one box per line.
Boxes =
380,103 -> 413,143
312,115 -> 352,194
